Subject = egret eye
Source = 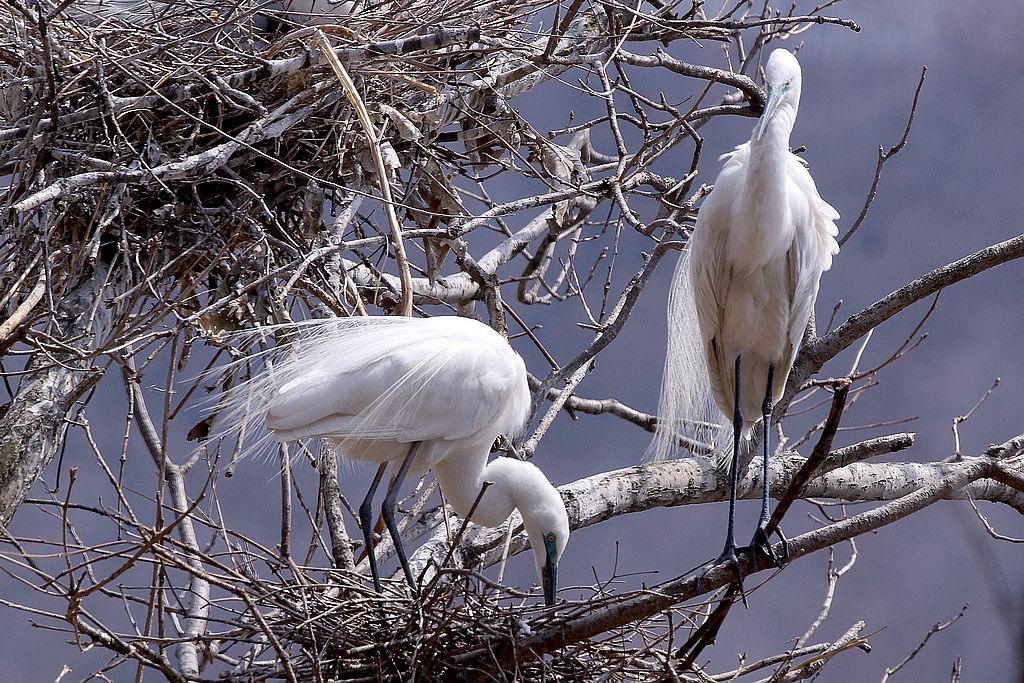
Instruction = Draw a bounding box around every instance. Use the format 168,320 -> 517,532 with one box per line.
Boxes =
546,532 -> 556,543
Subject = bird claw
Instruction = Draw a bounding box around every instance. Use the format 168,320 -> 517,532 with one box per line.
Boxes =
707,544 -> 747,608
749,525 -> 786,569
776,525 -> 791,562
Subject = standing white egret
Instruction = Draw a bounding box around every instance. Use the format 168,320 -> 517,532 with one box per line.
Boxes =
219,315 -> 569,605
653,49 -> 839,595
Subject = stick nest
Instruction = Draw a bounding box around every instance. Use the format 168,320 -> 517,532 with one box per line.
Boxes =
178,564 -> 685,680
1,0 -> 570,332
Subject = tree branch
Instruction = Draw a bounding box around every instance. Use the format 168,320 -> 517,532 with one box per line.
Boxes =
457,457 -> 993,667
0,265 -> 116,524
788,234 -> 1024,407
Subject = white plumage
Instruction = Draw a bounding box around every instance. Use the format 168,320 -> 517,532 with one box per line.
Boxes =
691,134 -> 839,426
652,49 -> 839,593
216,315 -> 569,604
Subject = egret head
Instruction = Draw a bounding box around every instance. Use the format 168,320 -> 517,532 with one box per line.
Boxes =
525,491 -> 570,607
509,461 -> 569,607
754,49 -> 802,141
472,456 -> 570,606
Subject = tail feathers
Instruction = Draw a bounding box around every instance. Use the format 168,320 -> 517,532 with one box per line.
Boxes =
645,249 -> 731,464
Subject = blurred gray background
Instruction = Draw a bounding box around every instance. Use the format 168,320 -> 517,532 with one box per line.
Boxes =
3,1 -> 1023,680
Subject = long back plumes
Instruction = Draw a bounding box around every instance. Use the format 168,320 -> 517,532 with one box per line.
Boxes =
209,317 -> 410,462
645,247 -> 730,464
209,316 -> 530,466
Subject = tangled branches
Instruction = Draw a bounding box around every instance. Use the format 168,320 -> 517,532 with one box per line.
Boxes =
0,0 -> 1021,680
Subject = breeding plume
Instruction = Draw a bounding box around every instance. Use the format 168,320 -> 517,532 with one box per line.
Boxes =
218,315 -> 569,605
653,49 -> 839,593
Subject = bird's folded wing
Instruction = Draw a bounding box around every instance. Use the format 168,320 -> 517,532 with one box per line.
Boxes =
264,322 -> 520,443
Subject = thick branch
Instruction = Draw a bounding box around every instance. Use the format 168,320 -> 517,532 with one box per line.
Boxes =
459,457 -> 993,667
409,434 -> 921,578
318,446 -> 356,572
410,436 -> 1024,590
788,234 -> 1024,405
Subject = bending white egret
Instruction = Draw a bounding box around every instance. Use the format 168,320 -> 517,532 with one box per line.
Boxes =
654,49 -> 839,594
219,315 -> 569,605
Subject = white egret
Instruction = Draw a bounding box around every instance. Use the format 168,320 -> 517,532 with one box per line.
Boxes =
653,49 -> 839,594
218,315 -> 569,605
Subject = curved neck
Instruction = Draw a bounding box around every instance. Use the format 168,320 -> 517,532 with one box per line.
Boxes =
432,446 -> 517,527
747,104 -> 796,198
751,104 -> 795,156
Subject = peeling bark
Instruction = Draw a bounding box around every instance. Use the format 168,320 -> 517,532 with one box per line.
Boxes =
0,265 -> 118,525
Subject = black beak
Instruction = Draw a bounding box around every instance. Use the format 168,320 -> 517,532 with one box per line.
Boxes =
542,555 -> 558,606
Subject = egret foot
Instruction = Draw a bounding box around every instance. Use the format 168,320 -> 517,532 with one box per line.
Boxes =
777,526 -> 790,561
713,544 -> 747,607
747,524 -> 789,569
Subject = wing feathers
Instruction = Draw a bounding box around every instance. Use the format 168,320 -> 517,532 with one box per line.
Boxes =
212,316 -> 529,461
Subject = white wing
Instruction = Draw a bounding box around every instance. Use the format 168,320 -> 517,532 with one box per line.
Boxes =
784,153 -> 840,353
648,144 -> 839,462
214,316 -> 529,458
690,145 -> 750,422
646,147 -> 746,461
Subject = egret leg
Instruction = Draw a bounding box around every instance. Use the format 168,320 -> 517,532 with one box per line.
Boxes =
359,463 -> 388,593
750,364 -> 784,568
715,354 -> 746,603
381,442 -> 422,592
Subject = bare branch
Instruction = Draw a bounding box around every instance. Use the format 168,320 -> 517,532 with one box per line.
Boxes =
789,234 -> 1024,405
456,458 -> 993,667
840,66 -> 928,246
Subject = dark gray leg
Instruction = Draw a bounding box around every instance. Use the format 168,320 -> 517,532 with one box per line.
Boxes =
750,364 -> 784,568
359,463 -> 388,592
716,355 -> 745,602
381,442 -> 422,592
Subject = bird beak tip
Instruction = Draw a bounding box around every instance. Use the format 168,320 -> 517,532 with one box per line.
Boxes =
542,558 -> 558,606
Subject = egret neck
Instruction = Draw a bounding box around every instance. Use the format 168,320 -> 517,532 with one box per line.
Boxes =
432,451 -> 569,606
745,91 -> 800,264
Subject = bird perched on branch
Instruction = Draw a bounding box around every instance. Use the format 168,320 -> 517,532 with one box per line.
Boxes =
651,49 -> 840,596
218,315 -> 569,605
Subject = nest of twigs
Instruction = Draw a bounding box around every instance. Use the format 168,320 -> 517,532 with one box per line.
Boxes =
2,0 -> 602,338
209,565 -> 686,681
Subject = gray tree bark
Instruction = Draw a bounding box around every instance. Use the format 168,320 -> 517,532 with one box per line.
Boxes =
0,264 -> 119,525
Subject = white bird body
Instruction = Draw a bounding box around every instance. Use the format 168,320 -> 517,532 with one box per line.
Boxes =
218,315 -> 568,603
654,48 -> 839,454
265,316 -> 528,474
653,49 -> 838,592
691,137 -> 839,425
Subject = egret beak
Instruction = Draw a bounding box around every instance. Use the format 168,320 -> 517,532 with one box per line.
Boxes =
540,531 -> 560,606
754,85 -> 787,142
542,555 -> 558,606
